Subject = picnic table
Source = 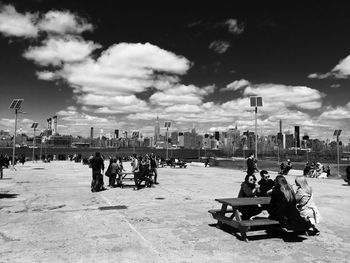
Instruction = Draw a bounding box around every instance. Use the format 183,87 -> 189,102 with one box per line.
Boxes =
209,197 -> 280,242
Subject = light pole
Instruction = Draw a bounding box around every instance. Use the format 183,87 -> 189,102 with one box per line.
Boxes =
31,123 -> 39,162
9,99 -> 24,169
250,96 -> 263,160
334,130 -> 342,177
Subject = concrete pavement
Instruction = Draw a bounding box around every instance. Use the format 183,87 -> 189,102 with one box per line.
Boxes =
1,161 -> 350,262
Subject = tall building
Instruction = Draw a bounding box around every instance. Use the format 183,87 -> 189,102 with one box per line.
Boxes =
114,129 -> 119,139
154,115 -> 160,143
294,126 -> 300,148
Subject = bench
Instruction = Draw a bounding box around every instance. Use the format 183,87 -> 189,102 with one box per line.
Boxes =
208,197 -> 280,242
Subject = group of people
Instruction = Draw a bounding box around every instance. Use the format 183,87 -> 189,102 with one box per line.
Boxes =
89,152 -> 159,192
303,161 -> 330,178
243,153 -> 321,236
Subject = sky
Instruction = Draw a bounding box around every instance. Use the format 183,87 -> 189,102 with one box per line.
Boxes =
0,1 -> 350,141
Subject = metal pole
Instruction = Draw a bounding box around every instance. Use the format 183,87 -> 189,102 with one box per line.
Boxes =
255,106 -> 258,160
32,128 -> 36,162
12,109 -> 18,169
277,145 -> 280,164
40,138 -> 42,160
198,141 -> 200,161
166,127 -> 169,160
337,135 -> 340,177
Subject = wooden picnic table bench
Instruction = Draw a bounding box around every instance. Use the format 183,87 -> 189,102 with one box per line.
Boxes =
208,197 -> 280,242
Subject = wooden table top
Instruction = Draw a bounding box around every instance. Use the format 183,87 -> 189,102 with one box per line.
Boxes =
215,197 -> 271,206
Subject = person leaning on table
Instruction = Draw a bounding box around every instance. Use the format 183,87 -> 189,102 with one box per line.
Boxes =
237,174 -> 263,220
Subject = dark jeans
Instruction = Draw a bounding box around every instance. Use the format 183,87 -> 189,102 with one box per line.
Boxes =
109,173 -> 116,187
150,168 -> 158,183
134,172 -> 140,189
91,171 -> 103,192
240,205 -> 263,220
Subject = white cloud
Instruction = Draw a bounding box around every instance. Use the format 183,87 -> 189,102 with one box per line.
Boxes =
23,36 -> 101,66
38,10 -> 93,35
149,84 -> 214,106
224,19 -> 244,35
209,40 -> 231,54
332,55 -> 350,76
243,84 -> 324,110
0,5 -> 38,38
36,70 -> 58,80
222,79 -> 250,91
308,55 -> 350,79
319,105 -> 350,120
78,94 -> 150,114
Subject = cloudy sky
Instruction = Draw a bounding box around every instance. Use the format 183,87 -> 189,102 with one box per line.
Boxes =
0,1 -> 349,140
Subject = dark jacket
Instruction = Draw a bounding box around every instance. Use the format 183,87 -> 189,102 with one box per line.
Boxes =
257,179 -> 274,196
238,181 -> 256,198
247,158 -> 256,176
90,157 -> 104,172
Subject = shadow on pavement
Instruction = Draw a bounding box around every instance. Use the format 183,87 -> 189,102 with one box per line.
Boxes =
0,193 -> 19,199
208,223 -> 307,242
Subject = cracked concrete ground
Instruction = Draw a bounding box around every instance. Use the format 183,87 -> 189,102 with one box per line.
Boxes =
0,161 -> 349,263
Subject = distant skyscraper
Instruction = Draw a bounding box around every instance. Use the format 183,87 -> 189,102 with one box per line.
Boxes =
114,129 -> 119,139
90,127 -> 94,146
294,126 -> 300,148
214,131 -> 220,141
280,120 -> 282,133
154,115 -> 160,143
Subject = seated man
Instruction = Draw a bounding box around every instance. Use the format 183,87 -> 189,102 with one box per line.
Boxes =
257,170 -> 274,197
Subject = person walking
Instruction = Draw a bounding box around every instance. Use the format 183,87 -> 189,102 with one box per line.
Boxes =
109,157 -> 119,188
0,154 -> 5,179
246,153 -> 258,180
150,153 -> 159,184
131,153 -> 141,190
90,152 -> 105,192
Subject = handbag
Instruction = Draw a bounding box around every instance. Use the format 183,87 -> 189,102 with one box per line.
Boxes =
105,164 -> 112,177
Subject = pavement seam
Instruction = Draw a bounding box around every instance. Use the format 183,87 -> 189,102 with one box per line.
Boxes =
100,194 -> 166,262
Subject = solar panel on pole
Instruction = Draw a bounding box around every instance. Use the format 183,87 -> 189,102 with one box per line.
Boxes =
31,122 -> 39,129
9,99 -> 24,110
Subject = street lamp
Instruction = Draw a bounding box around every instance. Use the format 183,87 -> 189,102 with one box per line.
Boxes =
9,99 -> 25,169
250,96 -> 263,160
164,121 -> 171,160
31,122 -> 39,162
333,129 -> 342,177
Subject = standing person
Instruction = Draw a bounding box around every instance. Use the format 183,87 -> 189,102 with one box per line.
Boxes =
346,165 -> 350,186
205,158 -> 210,167
246,153 -> 258,180
90,152 -> 105,192
0,154 -> 5,179
109,157 -> 119,188
295,176 -> 321,235
131,153 -> 141,190
150,153 -> 159,184
238,174 -> 262,220
116,157 -> 125,187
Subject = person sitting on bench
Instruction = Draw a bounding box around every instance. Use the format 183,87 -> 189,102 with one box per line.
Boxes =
257,170 -> 274,197
237,174 -> 262,220
295,176 -> 321,235
268,175 -> 310,233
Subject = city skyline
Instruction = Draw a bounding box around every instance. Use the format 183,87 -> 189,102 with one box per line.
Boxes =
1,1 -> 350,140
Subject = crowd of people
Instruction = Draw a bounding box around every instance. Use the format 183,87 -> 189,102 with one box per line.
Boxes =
88,152 -> 160,192
242,153 -> 321,236
303,161 -> 330,178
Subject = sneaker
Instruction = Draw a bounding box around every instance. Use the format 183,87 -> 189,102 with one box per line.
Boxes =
154,182 -> 159,185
